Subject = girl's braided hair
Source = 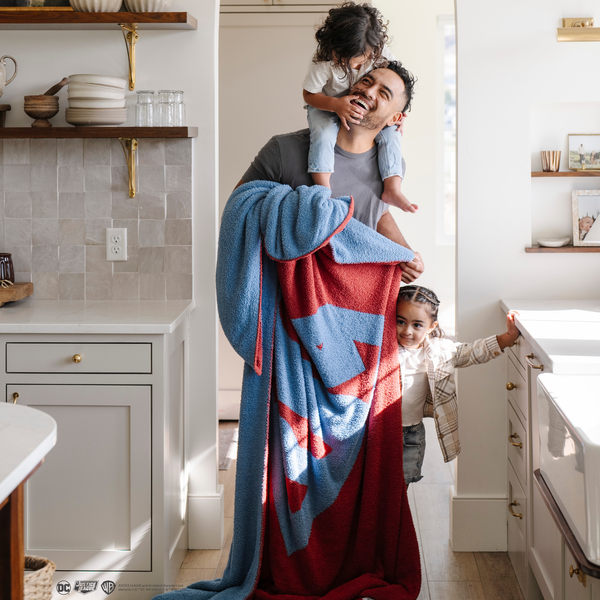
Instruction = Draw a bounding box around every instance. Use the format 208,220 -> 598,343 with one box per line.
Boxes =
313,2 -> 389,84
397,285 -> 445,339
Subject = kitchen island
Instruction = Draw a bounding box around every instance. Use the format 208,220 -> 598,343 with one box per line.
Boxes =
501,299 -> 600,600
0,299 -> 194,600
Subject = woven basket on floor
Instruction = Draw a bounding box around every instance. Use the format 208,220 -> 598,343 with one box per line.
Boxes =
24,555 -> 56,600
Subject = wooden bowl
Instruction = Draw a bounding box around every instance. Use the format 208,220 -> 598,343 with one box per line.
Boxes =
23,95 -> 59,128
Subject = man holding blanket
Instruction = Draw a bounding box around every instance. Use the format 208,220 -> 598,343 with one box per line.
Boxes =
154,63 -> 423,600
239,62 -> 424,283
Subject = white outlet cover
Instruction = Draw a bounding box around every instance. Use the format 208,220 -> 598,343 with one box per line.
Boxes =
106,228 -> 128,261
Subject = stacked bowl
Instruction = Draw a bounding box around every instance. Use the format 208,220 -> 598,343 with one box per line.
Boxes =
66,74 -> 128,126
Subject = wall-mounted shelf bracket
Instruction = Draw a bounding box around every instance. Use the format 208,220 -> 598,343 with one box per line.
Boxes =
120,23 -> 139,90
557,18 -> 600,42
119,137 -> 138,198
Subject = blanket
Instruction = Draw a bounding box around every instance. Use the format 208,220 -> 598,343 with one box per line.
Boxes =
154,181 -> 421,600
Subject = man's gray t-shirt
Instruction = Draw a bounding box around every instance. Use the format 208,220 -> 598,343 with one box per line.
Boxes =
242,129 -> 394,231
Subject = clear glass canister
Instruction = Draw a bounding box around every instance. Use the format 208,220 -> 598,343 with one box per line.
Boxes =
156,90 -> 174,127
172,90 -> 186,127
135,90 -> 154,127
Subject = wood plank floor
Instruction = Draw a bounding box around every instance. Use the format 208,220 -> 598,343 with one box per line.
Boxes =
175,420 -> 523,600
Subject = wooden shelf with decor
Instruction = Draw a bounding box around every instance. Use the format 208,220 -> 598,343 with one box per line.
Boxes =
0,127 -> 197,138
531,171 -> 600,177
525,245 -> 600,253
0,11 -> 197,29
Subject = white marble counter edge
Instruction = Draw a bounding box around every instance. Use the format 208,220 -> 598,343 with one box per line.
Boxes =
0,300 -> 196,335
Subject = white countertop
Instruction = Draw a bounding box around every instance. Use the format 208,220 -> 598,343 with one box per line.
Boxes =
501,299 -> 600,374
0,403 -> 57,503
0,299 -> 195,334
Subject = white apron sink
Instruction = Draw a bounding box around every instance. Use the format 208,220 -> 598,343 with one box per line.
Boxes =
537,373 -> 600,565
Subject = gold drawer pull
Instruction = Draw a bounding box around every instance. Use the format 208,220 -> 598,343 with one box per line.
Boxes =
569,565 -> 587,586
509,433 -> 523,449
12,392 -> 19,404
508,501 -> 522,519
506,382 -> 516,391
72,354 -> 82,363
525,353 -> 544,370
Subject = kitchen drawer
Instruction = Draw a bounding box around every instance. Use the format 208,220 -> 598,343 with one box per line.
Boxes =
508,335 -> 532,374
6,343 -> 151,374
508,400 -> 527,490
507,353 -> 528,423
508,461 -> 528,595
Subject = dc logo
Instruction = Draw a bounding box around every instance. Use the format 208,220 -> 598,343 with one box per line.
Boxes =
101,581 -> 116,595
56,581 -> 71,595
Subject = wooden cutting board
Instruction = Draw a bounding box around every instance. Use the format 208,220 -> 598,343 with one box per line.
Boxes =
0,282 -> 33,307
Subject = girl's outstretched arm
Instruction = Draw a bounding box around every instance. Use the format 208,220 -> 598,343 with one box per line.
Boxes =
496,310 -> 521,350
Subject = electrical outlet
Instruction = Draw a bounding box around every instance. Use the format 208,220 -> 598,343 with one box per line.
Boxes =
106,228 -> 128,261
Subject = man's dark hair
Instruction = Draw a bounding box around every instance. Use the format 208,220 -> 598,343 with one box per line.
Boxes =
314,2 -> 389,83
375,60 -> 417,113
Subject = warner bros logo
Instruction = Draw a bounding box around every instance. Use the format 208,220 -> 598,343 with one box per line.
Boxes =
101,581 -> 116,595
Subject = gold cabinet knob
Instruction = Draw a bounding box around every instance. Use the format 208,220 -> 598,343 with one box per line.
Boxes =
72,354 -> 82,363
570,565 -> 580,578
12,392 -> 19,404
506,382 -> 516,391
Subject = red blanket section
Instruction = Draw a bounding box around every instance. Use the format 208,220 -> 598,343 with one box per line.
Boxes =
252,245 -> 422,600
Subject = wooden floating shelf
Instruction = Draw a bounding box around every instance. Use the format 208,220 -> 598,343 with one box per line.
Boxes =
525,245 -> 600,253
532,171 -> 600,177
0,127 -> 197,139
0,11 -> 197,29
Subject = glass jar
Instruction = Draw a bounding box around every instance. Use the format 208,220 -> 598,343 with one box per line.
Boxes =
156,90 -> 174,127
135,90 -> 154,127
172,90 -> 186,126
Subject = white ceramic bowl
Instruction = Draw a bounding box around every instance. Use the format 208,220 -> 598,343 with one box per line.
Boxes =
68,74 -> 127,90
123,0 -> 172,11
68,86 -> 126,100
69,0 -> 123,12
68,82 -> 126,94
68,98 -> 126,109
537,238 -> 571,248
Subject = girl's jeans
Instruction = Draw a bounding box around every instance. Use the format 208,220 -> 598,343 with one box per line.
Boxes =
307,105 -> 404,180
403,421 -> 426,485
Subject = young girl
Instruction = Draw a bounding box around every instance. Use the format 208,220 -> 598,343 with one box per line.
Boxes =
396,285 -> 520,485
302,2 -> 417,213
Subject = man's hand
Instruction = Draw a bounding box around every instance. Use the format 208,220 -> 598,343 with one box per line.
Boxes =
335,95 -> 366,130
401,251 -> 424,283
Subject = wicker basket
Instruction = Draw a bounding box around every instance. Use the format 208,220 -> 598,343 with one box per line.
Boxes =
24,555 -> 56,600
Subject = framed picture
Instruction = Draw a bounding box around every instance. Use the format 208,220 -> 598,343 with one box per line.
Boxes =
572,190 -> 600,246
0,0 -> 72,7
568,134 -> 600,171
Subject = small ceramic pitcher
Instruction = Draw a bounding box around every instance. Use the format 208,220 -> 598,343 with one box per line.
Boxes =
0,56 -> 18,100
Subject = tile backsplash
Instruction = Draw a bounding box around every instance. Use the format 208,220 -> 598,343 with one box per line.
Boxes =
0,138 -> 192,300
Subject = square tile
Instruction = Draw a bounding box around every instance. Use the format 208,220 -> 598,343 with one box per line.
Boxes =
111,166 -> 130,193
165,246 -> 192,274
4,165 -> 31,192
31,140 -> 57,166
32,219 -> 59,246
59,273 -> 84,299
59,192 -> 85,218
167,192 -> 192,219
58,139 -> 83,166
112,191 -> 138,219
139,247 -> 164,273
58,166 -> 85,193
138,139 -> 165,166
10,246 -> 32,273
32,272 -> 59,300
59,245 -> 85,273
85,192 -> 112,219
84,139 -> 111,166
5,219 -> 32,247
31,165 -> 58,192
32,245 -> 59,273
85,218 -> 112,245
166,273 -> 192,300
166,166 -> 192,192
165,219 -> 192,245
110,139 -> 127,166
59,219 -> 85,246
84,166 -> 111,192
112,273 -> 139,300
140,273 -> 165,300
165,139 -> 192,166
32,191 -> 58,218
5,192 -> 32,219
114,246 -> 138,273
85,272 -> 113,300
139,220 -> 165,247
85,245 -> 112,273
139,193 -> 166,220
139,165 -> 165,193
113,219 -> 138,246
3,140 -> 30,165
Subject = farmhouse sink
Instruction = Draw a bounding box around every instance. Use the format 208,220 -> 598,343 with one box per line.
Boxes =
537,373 -> 600,565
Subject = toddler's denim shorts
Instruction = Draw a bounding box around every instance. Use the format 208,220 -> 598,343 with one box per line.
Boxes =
403,421 -> 426,484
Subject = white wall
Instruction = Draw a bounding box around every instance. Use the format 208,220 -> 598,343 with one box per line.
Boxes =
0,0 -> 221,548
374,0 -> 455,315
453,0 -> 600,550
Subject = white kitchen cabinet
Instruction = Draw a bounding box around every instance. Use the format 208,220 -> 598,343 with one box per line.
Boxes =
0,301 -> 193,600
508,460 -> 528,592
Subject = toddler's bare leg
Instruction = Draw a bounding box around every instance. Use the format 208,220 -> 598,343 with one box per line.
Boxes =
382,175 -> 418,213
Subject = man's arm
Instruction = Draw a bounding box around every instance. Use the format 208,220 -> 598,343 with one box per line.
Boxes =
376,210 -> 424,283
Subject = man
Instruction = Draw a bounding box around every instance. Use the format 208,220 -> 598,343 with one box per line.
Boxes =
238,61 -> 424,283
